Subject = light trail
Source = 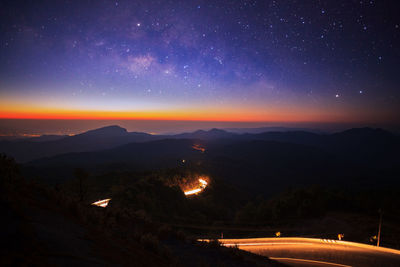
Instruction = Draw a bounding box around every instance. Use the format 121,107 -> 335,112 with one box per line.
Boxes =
269,257 -> 352,267
192,144 -> 206,152
217,237 -> 400,256
223,242 -> 314,247
198,237 -> 400,266
184,188 -> 203,195
184,178 -> 208,196
199,178 -> 207,187
91,198 -> 111,207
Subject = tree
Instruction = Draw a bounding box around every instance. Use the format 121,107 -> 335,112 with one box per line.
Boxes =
0,154 -> 19,191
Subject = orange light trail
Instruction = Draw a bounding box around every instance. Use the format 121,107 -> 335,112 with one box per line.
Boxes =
199,237 -> 400,266
184,178 -> 208,196
91,198 -> 111,208
192,144 -> 206,152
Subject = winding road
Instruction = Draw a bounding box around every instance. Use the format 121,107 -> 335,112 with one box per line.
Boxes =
203,237 -> 400,266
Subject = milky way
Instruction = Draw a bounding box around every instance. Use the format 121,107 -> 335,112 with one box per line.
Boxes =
0,0 -> 399,124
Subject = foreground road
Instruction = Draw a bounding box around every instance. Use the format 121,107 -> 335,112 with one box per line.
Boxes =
212,237 -> 400,267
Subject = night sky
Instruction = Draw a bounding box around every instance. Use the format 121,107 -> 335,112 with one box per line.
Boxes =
0,0 -> 399,126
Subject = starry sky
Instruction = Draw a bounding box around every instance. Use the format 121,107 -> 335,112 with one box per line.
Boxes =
0,0 -> 399,128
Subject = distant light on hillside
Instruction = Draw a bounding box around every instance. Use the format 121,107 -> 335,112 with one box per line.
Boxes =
192,144 -> 206,152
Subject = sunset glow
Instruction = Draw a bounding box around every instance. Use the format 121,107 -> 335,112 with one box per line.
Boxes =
0,1 -> 398,129
0,101 -> 383,123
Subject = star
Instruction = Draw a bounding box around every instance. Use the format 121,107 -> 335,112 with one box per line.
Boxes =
0,0 -> 398,125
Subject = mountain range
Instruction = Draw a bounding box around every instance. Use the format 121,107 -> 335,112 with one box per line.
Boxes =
1,125 -> 399,196
1,125 -> 399,166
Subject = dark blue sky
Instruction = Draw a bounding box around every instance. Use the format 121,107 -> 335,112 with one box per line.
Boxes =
0,0 -> 399,126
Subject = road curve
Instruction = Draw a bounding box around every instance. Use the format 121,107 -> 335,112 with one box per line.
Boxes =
269,257 -> 351,267
199,237 -> 400,267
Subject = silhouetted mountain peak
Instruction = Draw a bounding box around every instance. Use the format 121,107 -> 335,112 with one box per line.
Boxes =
224,126 -> 324,134
172,128 -> 234,140
209,128 -> 228,133
192,129 -> 206,134
192,128 -> 233,138
79,125 -> 128,136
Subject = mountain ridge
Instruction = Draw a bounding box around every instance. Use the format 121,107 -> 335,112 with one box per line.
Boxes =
1,125 -> 398,164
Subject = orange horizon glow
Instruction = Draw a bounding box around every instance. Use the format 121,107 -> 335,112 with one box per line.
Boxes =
0,108 -> 357,123
0,92 -> 390,124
